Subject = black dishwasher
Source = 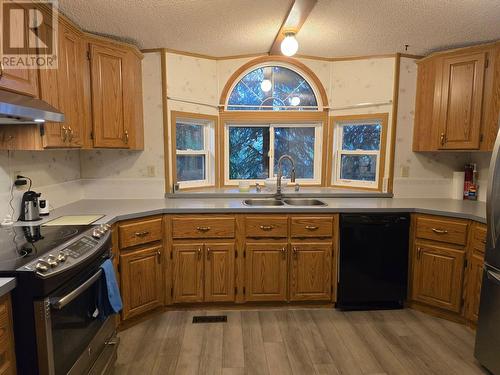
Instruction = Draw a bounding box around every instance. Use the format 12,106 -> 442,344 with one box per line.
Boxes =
337,213 -> 410,310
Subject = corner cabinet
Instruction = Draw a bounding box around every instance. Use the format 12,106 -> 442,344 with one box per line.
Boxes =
413,42 -> 500,151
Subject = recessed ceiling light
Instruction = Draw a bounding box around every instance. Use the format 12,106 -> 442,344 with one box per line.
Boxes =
261,79 -> 272,92
281,32 -> 299,57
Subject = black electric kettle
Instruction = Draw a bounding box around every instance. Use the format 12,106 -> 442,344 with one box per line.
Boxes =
19,190 -> 41,222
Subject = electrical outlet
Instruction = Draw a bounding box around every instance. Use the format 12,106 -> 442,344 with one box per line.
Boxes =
400,165 -> 410,178
146,165 -> 156,177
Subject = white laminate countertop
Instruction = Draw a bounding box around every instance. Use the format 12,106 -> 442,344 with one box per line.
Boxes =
0,278 -> 16,297
18,197 -> 486,226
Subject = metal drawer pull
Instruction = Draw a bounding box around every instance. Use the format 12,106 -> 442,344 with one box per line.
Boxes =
196,226 -> 211,232
431,228 -> 448,234
292,247 -> 298,257
260,225 -> 274,231
281,247 -> 287,258
305,225 -> 319,231
51,269 -> 102,310
135,231 -> 150,237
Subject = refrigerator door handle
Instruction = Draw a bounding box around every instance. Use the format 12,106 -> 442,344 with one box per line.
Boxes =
486,268 -> 500,286
487,117 -> 500,249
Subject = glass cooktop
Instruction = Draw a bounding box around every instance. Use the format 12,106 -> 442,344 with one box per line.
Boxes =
0,225 -> 92,271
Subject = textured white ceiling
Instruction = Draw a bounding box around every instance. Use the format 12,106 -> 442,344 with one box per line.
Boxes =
58,0 -> 500,58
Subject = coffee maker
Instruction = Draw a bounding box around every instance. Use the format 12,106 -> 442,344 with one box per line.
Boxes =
19,190 -> 42,221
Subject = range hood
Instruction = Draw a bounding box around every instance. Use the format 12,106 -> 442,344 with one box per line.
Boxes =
0,90 -> 64,124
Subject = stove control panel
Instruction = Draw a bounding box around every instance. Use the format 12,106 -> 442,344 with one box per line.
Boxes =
22,225 -> 111,277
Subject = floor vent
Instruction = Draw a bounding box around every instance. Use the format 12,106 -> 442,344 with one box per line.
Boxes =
192,315 -> 227,324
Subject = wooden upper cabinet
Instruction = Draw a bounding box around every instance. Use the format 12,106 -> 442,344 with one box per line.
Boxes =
120,245 -> 163,320
89,43 -> 129,148
413,42 -> 499,152
38,19 -> 85,148
245,242 -> 288,302
204,243 -> 235,302
437,53 -> 486,150
172,243 -> 204,303
411,242 -> 466,313
289,242 -> 332,301
0,3 -> 39,97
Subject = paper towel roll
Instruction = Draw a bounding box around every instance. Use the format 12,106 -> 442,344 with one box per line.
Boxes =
452,171 -> 465,200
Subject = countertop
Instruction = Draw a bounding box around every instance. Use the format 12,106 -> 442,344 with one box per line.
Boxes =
25,197 -> 486,226
0,278 -> 16,297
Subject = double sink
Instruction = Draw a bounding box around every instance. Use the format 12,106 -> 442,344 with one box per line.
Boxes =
243,198 -> 327,207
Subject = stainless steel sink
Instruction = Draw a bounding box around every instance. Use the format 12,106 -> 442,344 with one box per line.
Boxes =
243,199 -> 285,206
283,198 -> 327,206
242,198 -> 327,207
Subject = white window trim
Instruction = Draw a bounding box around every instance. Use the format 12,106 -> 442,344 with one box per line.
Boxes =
332,120 -> 383,189
224,122 -> 323,186
175,119 -> 215,189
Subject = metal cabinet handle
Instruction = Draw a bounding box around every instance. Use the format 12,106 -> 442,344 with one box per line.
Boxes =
431,228 -> 448,234
260,225 -> 274,231
416,247 -> 422,260
135,231 -> 149,237
281,247 -> 287,259
157,249 -> 161,263
124,130 -> 129,144
197,247 -> 202,259
62,126 -> 68,142
487,268 -> 500,285
206,247 -> 211,260
305,225 -> 318,231
68,126 -> 73,141
292,247 -> 298,257
440,132 -> 446,146
196,226 -> 210,232
481,239 -> 487,244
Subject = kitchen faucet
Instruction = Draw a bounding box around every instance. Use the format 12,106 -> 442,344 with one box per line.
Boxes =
275,155 -> 296,199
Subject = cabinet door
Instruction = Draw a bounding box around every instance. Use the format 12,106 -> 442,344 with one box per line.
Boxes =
120,245 -> 163,320
412,243 -> 466,312
245,242 -> 288,302
172,243 -> 204,303
290,242 -> 332,301
0,4 -> 38,97
465,253 -> 484,323
89,43 -> 129,148
438,53 -> 486,150
205,243 -> 235,302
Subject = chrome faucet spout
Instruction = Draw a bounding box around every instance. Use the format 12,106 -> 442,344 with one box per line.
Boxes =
276,155 -> 296,199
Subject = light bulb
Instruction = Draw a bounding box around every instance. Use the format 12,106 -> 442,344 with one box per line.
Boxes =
281,34 -> 298,56
290,96 -> 300,106
260,79 -> 272,92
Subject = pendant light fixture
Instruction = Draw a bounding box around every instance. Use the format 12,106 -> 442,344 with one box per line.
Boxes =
280,30 -> 299,57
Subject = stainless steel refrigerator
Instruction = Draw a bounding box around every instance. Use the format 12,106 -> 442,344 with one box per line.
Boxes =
475,117 -> 500,374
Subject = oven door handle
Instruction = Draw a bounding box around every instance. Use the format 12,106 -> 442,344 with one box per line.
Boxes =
50,269 -> 103,310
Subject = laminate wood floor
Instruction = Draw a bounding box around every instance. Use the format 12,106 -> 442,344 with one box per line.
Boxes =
113,308 -> 487,375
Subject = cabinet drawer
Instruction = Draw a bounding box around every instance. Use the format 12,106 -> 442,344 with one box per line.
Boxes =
172,217 -> 235,239
119,217 -> 163,249
470,223 -> 487,254
245,216 -> 288,238
291,217 -> 333,238
415,216 -> 468,245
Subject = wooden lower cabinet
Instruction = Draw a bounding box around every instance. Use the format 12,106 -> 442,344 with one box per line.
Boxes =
120,245 -> 163,320
245,242 -> 288,302
411,242 -> 466,313
172,242 -> 235,303
464,253 -> 484,323
0,294 -> 16,375
205,243 -> 235,302
290,242 -> 332,301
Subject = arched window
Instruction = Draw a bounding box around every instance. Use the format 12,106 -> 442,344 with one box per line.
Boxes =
226,65 -> 319,111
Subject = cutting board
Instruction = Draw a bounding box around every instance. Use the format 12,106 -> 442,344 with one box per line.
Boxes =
43,215 -> 104,226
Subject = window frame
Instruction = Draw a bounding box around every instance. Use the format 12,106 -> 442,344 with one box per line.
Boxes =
330,113 -> 388,191
223,121 -> 323,186
171,111 -> 218,190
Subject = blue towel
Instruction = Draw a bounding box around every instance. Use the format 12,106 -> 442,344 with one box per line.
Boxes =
97,259 -> 123,319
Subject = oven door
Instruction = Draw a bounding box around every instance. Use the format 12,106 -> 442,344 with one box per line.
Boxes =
34,266 -> 118,375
